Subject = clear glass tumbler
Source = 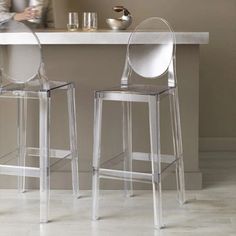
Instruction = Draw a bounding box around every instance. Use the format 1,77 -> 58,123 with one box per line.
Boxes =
67,12 -> 79,31
28,0 -> 43,24
82,12 -> 98,31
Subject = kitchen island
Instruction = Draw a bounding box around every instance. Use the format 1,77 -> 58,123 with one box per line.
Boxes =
0,30 -> 209,190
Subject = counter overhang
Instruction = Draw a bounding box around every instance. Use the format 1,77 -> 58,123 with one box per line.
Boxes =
0,30 -> 209,45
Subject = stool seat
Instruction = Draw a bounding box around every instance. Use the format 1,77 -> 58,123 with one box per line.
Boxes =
0,80 -> 71,94
97,84 -> 171,96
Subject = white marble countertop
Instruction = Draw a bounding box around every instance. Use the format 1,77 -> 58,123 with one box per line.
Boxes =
0,29 -> 209,45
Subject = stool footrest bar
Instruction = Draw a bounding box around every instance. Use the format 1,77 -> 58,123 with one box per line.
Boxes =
132,152 -> 176,164
99,168 -> 157,183
0,165 -> 40,177
27,147 -> 71,159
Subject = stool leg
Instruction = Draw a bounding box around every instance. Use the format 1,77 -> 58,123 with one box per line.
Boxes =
174,89 -> 185,204
169,90 -> 180,202
17,97 -> 27,193
39,92 -> 50,223
67,84 -> 80,198
92,96 -> 103,220
169,89 -> 185,205
122,101 -> 133,197
148,96 -> 163,229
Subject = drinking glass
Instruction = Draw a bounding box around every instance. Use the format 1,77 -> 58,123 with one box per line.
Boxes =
28,0 -> 43,24
67,12 -> 79,31
82,12 -> 98,31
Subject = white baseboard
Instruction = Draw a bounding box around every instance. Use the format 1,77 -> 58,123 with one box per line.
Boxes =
200,137 -> 236,152
200,151 -> 236,159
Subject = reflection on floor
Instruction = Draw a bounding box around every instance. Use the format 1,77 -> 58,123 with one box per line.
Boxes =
0,152 -> 235,236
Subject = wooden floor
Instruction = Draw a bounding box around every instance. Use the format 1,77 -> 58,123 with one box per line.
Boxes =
0,152 -> 235,236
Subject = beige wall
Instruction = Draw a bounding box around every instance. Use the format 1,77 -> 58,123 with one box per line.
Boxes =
53,0 -> 236,150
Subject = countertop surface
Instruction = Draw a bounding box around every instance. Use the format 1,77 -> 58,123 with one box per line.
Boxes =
0,29 -> 209,45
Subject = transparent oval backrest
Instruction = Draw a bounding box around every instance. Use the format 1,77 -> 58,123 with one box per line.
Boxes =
127,17 -> 174,79
0,20 -> 42,83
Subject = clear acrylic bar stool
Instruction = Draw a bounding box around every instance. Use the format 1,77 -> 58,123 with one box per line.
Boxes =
92,17 -> 186,229
0,20 -> 79,223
